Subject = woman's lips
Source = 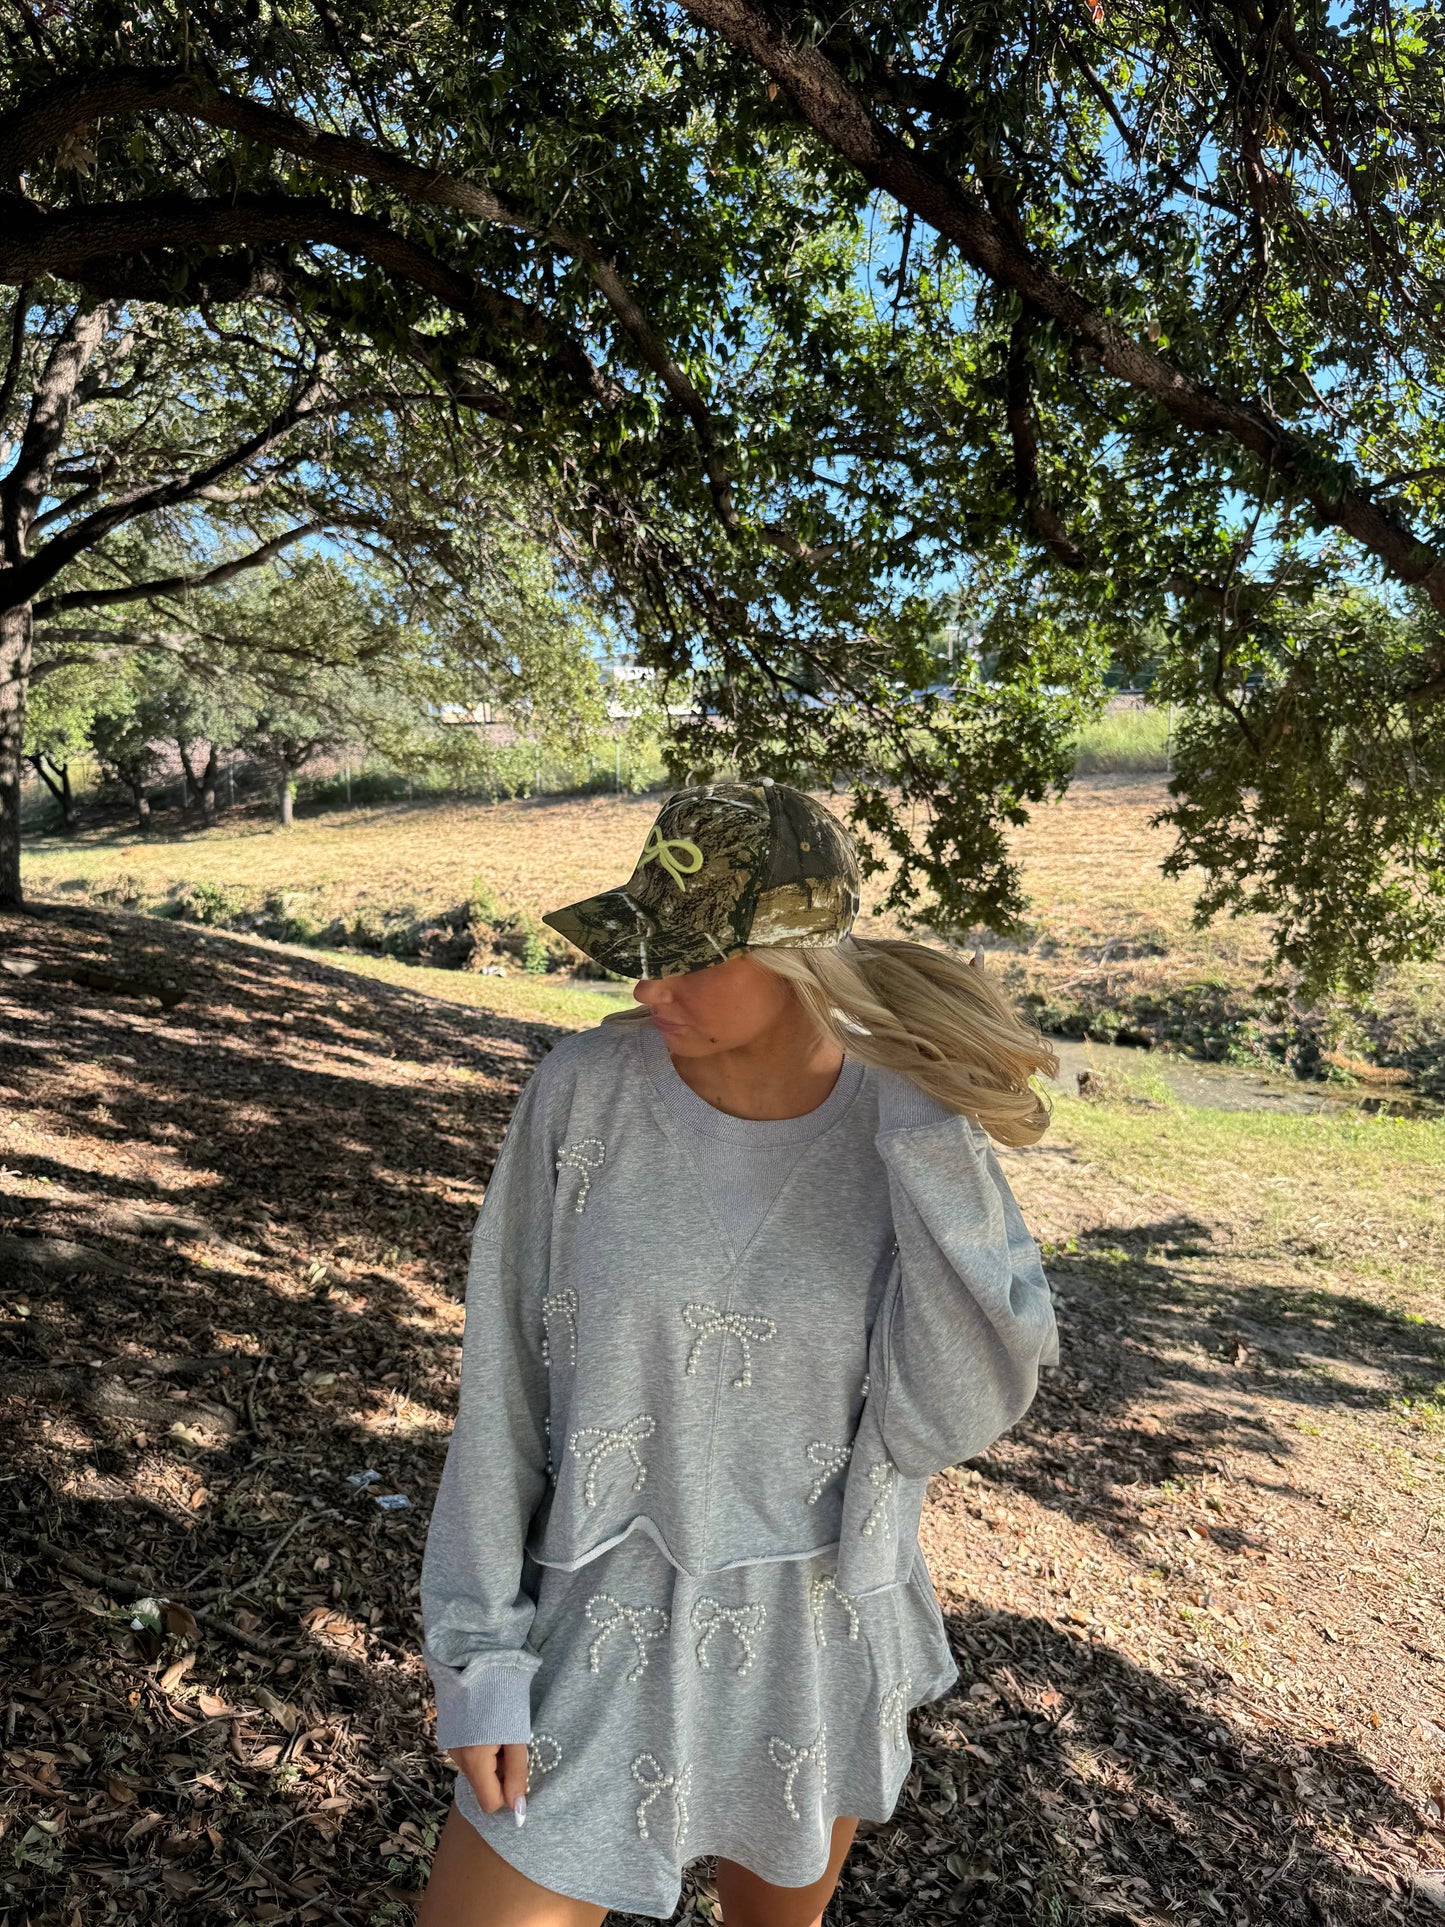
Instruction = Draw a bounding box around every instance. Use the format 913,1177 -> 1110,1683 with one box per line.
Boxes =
649,1012 -> 687,1034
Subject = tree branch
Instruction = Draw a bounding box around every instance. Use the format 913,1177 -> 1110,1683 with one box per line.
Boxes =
29,623 -> 226,684
1004,312 -> 1089,570
0,192 -> 610,401
31,520 -> 324,617
675,0 -> 1445,612
0,298 -> 114,562
0,281 -> 31,430
3,359 -> 328,607
0,68 -> 826,561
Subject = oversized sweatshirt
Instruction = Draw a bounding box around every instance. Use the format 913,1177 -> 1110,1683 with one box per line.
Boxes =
420,1016 -> 1057,1751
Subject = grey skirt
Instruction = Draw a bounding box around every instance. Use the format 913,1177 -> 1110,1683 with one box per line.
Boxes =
452,1527 -> 958,1917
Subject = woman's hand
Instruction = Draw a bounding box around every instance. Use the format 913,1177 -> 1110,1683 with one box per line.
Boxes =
447,1744 -> 530,1825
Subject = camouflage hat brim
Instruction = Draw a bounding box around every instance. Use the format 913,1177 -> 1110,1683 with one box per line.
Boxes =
541,780 -> 861,980
542,889 -> 750,979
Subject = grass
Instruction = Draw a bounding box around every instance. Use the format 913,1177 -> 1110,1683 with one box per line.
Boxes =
1037,1092 -> 1445,1293
1070,705 -> 1173,773
324,948 -> 635,1026
20,771 -> 1445,1092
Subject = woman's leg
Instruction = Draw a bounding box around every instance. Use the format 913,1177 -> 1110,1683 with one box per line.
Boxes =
713,1816 -> 859,1927
416,1807 -> 610,1927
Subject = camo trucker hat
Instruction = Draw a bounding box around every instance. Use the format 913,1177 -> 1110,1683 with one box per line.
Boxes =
542,779 -> 861,980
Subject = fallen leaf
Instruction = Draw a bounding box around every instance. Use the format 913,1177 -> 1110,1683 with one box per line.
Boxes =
159,1653 -> 195,1693
161,1602 -> 199,1642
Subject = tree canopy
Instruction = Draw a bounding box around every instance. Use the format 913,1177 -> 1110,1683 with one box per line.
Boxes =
3,0 -> 1445,993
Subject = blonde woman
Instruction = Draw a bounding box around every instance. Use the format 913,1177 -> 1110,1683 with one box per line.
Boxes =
417,780 -> 1058,1927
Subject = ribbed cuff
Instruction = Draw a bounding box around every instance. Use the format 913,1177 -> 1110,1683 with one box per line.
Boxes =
428,1653 -> 537,1751
873,1069 -> 953,1133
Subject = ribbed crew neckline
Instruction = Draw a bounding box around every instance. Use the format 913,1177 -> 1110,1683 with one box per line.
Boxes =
637,1017 -> 865,1145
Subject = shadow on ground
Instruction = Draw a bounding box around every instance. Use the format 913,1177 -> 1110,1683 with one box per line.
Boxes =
2,905 -> 1439,1926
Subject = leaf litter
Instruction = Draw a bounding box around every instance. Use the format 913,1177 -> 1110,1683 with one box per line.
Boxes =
1,900 -> 1443,1925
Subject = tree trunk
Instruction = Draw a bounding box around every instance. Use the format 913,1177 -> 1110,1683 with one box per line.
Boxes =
200,742 -> 219,827
128,778 -> 151,830
279,776 -> 295,826
29,752 -> 77,830
178,740 -> 204,813
0,601 -> 31,908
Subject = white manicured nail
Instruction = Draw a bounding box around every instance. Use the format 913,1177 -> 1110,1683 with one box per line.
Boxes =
513,1793 -> 527,1827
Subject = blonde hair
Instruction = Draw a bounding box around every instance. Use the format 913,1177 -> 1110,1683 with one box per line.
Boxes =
607,936 -> 1056,1145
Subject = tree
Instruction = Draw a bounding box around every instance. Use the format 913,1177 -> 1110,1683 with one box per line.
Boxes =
0,6 -> 1077,945
21,659 -> 95,832
5,2 -> 1445,991
667,0 -> 1445,988
141,652 -> 254,828
55,542 -> 613,830
3,285 -> 613,892
87,674 -> 165,831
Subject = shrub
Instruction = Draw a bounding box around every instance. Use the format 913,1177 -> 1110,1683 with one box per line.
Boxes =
174,880 -> 250,926
89,871 -> 147,907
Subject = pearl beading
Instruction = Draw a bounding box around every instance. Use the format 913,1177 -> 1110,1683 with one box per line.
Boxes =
541,1288 -> 578,1367
878,1678 -> 911,1751
767,1724 -> 828,1822
860,1372 -> 871,1400
681,1301 -> 777,1389
804,1439 -> 852,1506
586,1593 -> 670,1683
690,1597 -> 766,1675
568,1414 -> 656,1508
556,1137 -> 605,1213
528,1732 -> 562,1778
862,1460 -> 897,1537
631,1753 -> 692,1846
807,1573 -> 860,1648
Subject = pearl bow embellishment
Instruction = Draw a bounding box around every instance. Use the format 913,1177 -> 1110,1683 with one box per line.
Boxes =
767,1725 -> 829,1821
586,1594 -> 670,1683
556,1138 -> 605,1213
681,1302 -> 777,1389
568,1415 -> 656,1508
690,1597 -> 766,1676
631,1753 -> 692,1845
541,1289 -> 578,1367
804,1439 -> 852,1506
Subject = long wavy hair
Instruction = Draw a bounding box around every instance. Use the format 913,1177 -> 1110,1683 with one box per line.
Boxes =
607,935 -> 1057,1146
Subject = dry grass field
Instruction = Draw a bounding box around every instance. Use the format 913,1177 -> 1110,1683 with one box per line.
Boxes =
22,775 -> 1445,1090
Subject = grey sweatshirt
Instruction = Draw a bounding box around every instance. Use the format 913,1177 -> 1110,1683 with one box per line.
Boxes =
421,1017 -> 1057,1751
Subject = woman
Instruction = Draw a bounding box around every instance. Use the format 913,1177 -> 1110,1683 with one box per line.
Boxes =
417,778 -> 1058,1927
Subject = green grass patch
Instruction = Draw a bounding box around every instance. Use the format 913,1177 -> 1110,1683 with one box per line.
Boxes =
1071,707 -> 1172,773
316,947 -> 635,1027
1046,1092 -> 1445,1286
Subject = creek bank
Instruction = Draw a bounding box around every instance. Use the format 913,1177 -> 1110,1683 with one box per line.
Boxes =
1045,1037 -> 1440,1120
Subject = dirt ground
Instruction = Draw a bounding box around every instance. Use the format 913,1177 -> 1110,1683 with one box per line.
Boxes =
2,905 -> 1443,1927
